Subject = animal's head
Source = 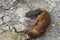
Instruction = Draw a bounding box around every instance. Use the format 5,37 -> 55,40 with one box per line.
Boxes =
25,9 -> 42,19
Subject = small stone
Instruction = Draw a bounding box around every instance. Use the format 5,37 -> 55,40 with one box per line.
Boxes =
51,3 -> 56,7
11,28 -> 16,32
0,19 -> 3,25
3,5 -> 10,10
4,16 -> 11,22
51,0 -> 57,2
0,14 -> 3,18
14,24 -> 26,32
16,8 -> 28,17
58,37 -> 60,40
0,30 -> 3,33
45,0 -> 49,1
0,30 -> 3,35
2,26 -> 9,31
9,26 -> 13,30
19,18 -> 26,23
57,21 -> 60,27
6,26 -> 9,30
51,24 -> 56,27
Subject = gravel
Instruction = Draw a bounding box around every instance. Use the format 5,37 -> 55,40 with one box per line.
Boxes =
0,0 -> 60,40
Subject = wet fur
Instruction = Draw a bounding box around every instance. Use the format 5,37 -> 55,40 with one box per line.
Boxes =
25,8 -> 51,38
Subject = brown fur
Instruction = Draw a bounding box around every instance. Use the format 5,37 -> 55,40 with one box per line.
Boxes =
26,8 -> 51,38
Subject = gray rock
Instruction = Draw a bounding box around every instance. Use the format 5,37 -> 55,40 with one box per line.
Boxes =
3,26 -> 9,30
0,14 -> 3,18
4,16 -> 11,22
0,30 -> 3,34
14,24 -> 26,32
16,8 -> 29,17
0,19 -> 4,25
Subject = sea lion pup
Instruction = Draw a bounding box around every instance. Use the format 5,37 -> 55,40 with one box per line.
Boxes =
25,8 -> 51,38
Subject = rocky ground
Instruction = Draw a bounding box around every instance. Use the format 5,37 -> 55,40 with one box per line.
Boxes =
0,0 -> 60,40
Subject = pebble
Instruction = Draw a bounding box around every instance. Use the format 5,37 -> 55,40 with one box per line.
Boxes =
0,30 -> 3,33
11,28 -> 16,32
57,21 -> 60,27
4,16 -> 11,22
0,19 -> 3,25
19,17 -> 26,23
1,26 -> 9,31
0,14 -> 3,18
5,26 -> 9,30
14,24 -> 26,32
51,3 -> 56,7
16,8 -> 26,17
